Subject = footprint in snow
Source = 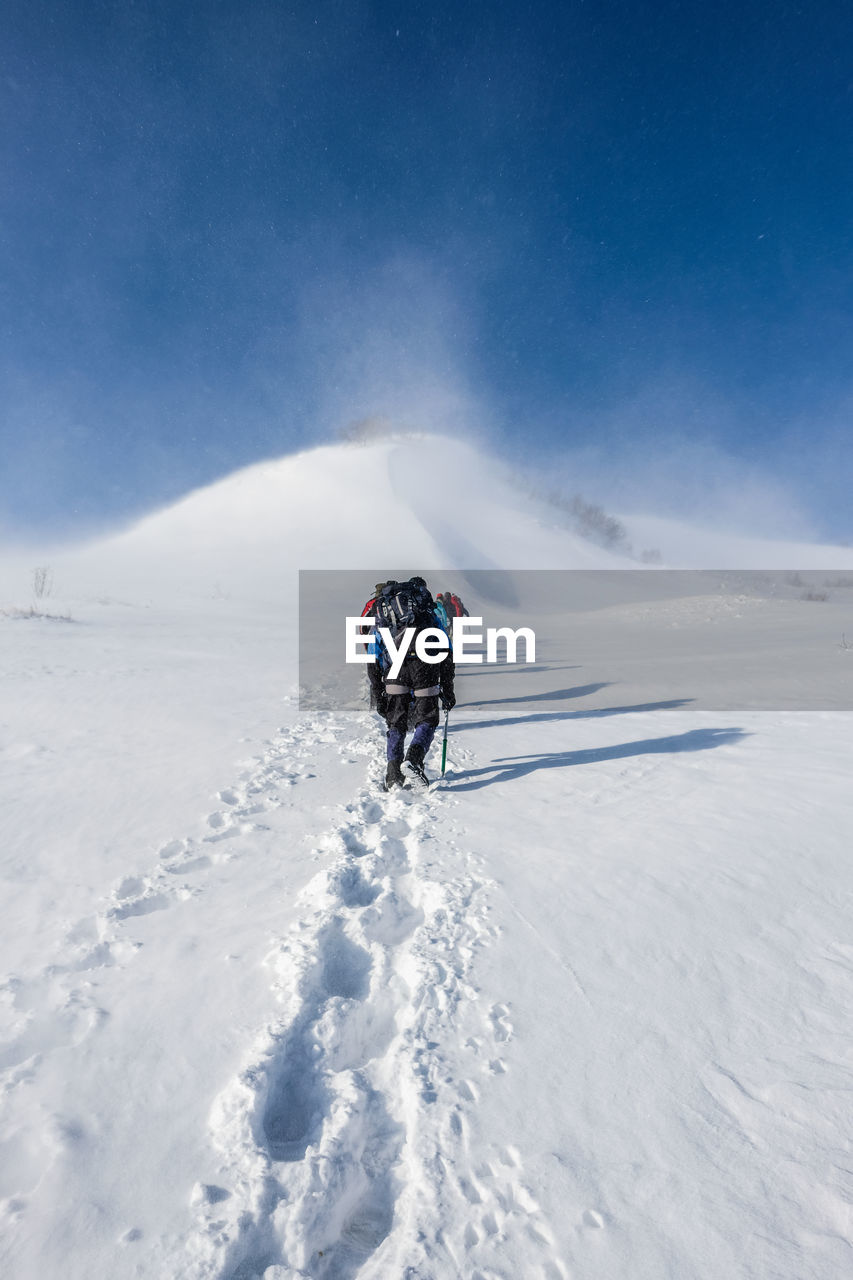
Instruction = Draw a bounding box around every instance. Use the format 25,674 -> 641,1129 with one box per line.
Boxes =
191,1182 -> 231,1206
489,1003 -> 514,1043
158,838 -> 187,861
380,816 -> 411,840
336,826 -> 370,857
261,924 -> 373,1163
114,876 -> 145,900
71,941 -> 115,970
164,854 -> 211,875
326,864 -> 379,909
107,892 -> 169,921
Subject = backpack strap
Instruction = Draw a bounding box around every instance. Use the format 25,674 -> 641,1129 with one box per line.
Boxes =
385,681 -> 440,696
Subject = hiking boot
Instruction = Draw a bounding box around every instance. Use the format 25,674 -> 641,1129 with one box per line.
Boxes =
385,760 -> 406,790
404,744 -> 429,786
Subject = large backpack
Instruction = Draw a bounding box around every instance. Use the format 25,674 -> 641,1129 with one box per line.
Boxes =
372,578 -> 434,644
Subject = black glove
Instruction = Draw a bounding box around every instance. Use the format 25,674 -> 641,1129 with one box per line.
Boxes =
376,690 -> 388,717
440,688 -> 456,712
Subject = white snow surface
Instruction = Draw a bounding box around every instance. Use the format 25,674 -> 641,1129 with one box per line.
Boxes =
2,435 -> 853,1280
620,510 -> 853,570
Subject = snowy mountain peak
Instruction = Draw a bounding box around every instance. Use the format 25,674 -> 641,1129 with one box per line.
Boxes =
113,433 -> 632,569
3,435 -> 852,609
7,436 -> 631,604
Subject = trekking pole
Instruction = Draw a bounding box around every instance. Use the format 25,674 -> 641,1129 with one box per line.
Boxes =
440,708 -> 450,776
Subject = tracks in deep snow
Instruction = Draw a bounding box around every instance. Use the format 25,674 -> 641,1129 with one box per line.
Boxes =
0,704 -> 568,1278
189,719 -> 569,1280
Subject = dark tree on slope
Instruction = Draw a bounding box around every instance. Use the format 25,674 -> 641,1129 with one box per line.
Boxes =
537,489 -> 633,555
568,495 -> 631,552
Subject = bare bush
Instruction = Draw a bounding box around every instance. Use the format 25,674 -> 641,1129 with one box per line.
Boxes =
801,590 -> 829,602
32,566 -> 54,599
1,605 -> 73,622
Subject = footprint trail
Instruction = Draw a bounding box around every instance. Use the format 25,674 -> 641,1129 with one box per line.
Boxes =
190,730 -> 568,1280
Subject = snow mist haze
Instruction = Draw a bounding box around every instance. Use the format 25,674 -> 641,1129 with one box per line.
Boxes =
16,238 -> 846,557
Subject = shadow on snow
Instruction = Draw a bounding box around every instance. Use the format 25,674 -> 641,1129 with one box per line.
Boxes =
448,726 -> 748,791
456,662 -> 582,678
453,697 -> 694,733
462,681 -> 613,709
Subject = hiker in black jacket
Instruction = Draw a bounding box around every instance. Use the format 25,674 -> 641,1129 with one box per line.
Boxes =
366,577 -> 455,789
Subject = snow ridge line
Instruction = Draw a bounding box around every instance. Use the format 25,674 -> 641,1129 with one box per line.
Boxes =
189,736 -> 569,1280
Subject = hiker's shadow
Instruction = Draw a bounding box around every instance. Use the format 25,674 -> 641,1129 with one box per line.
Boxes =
449,727 -> 748,791
465,682 -> 612,709
454,697 -> 694,733
457,663 -> 582,678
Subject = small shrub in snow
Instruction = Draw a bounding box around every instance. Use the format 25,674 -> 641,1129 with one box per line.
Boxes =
1,605 -> 73,622
32,566 -> 54,599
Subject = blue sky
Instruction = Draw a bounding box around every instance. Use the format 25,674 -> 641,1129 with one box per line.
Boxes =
2,0 -> 852,541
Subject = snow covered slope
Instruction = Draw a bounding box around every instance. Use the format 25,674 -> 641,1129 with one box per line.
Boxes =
0,435 -> 635,609
5,434 -> 851,612
2,435 -> 853,1280
622,510 -> 853,569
